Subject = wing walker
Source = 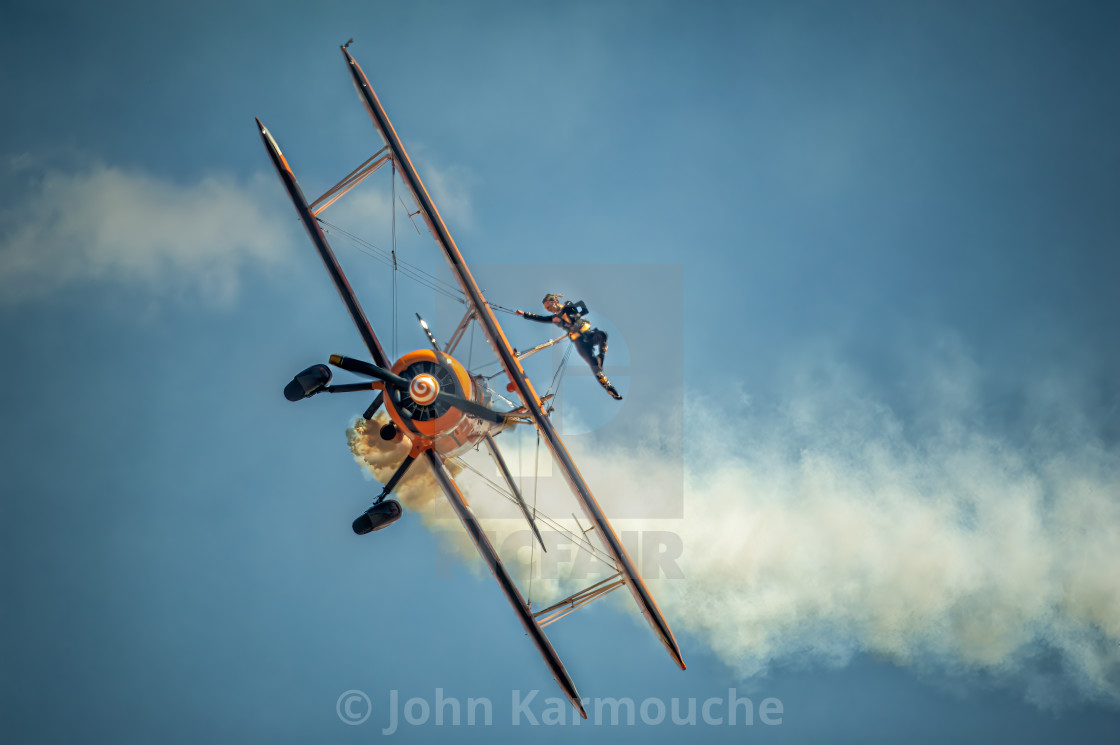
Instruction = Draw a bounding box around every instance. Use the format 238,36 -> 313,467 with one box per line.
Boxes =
257,45 -> 685,717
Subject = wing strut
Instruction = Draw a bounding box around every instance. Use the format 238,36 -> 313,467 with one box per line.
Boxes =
482,433 -> 547,552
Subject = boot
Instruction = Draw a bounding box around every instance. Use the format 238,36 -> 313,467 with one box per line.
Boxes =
596,372 -> 622,400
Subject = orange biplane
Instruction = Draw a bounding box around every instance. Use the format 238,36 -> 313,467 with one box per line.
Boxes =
257,45 -> 684,717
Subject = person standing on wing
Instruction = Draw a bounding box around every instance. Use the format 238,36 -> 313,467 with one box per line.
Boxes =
516,293 -> 621,400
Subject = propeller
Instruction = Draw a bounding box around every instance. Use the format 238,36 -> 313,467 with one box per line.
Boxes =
329,354 -> 507,424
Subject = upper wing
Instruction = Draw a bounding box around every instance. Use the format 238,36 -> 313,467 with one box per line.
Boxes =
342,48 -> 685,670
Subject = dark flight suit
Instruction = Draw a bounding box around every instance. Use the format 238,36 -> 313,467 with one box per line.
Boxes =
520,301 -> 618,398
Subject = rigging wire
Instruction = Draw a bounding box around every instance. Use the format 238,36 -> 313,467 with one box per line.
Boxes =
451,456 -> 618,569
527,428 -> 542,607
318,218 -> 465,305
391,157 -> 398,357
546,343 -> 574,398
315,217 -> 519,316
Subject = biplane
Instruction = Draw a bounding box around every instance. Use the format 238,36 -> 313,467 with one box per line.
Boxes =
256,45 -> 684,717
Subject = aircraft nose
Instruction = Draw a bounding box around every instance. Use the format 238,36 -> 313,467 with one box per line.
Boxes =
409,373 -> 440,405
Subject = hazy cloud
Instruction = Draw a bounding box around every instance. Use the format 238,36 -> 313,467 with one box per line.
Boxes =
0,162 -> 292,305
412,153 -> 476,234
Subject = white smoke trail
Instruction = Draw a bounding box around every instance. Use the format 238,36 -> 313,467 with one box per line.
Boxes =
347,349 -> 1120,710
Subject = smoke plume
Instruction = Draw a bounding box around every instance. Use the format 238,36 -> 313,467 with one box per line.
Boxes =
347,349 -> 1120,710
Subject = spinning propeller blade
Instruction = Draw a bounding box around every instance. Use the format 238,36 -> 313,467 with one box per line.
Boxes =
328,354 -> 507,424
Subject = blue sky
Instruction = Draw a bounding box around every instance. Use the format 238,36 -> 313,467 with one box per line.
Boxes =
3,1 -> 1119,742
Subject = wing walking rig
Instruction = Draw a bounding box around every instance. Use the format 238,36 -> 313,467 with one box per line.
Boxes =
257,45 -> 685,717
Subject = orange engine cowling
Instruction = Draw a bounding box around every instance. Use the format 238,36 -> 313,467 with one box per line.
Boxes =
383,349 -> 493,458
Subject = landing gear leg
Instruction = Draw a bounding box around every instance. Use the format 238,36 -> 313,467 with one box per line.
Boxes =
374,452 -> 416,503
352,452 -> 415,535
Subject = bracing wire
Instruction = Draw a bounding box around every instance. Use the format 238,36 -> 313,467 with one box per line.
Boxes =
451,456 -> 618,569
318,218 -> 465,304
527,428 -> 542,606
546,342 -> 574,398
316,217 -> 519,316
391,157 -> 398,357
